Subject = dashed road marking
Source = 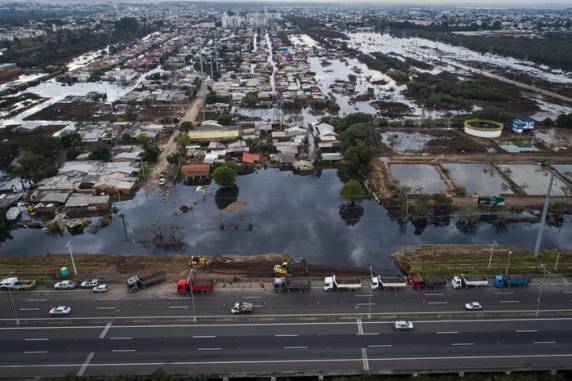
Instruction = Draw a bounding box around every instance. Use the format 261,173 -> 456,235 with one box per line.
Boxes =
533,341 -> 556,344
284,346 -> 307,349
361,348 -> 369,371
451,343 -> 474,346
368,344 -> 392,348
77,352 -> 94,377
437,331 -> 459,335
515,330 -> 538,333
25,338 -> 48,341
197,348 -> 222,351
99,322 -> 112,339
356,318 -> 364,335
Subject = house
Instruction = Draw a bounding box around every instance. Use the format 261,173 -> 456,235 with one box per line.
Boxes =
188,129 -> 240,142
65,194 -> 111,213
181,164 -> 211,181
242,152 -> 260,164
512,117 -> 535,134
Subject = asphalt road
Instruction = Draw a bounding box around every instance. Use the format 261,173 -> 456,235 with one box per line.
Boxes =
1,317 -> 572,377
2,280 -> 572,321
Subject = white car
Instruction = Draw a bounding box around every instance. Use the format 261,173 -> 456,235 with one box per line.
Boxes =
54,280 -> 77,290
93,284 -> 110,293
49,306 -> 72,316
158,177 -> 166,186
81,279 -> 99,288
465,302 -> 482,311
394,320 -> 414,331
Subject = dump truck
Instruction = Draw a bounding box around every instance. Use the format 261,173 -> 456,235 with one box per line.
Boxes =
494,275 -> 530,288
176,278 -> 215,294
371,276 -> 408,290
451,275 -> 488,289
0,277 -> 37,291
409,275 -> 447,290
231,301 -> 254,314
273,257 -> 308,277
324,275 -> 362,291
274,277 -> 311,293
127,271 -> 166,293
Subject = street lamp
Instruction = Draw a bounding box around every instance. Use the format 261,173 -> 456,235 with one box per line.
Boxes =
487,240 -> 498,271
189,269 -> 197,322
8,287 -> 19,325
505,250 -> 512,275
65,241 -> 78,277
368,266 -> 373,319
536,264 -> 549,316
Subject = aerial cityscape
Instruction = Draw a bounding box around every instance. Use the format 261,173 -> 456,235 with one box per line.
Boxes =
0,1 -> 572,379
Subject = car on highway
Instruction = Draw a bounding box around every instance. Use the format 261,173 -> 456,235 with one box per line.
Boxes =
53,280 -> 77,290
465,301 -> 482,311
93,284 -> 110,293
393,320 -> 414,331
158,177 -> 166,186
231,301 -> 254,314
49,306 -> 72,316
80,279 -> 99,288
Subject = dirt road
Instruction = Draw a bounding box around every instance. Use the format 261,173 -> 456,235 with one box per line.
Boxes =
144,84 -> 207,190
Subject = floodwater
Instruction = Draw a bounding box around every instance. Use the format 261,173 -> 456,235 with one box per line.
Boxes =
498,164 -> 570,196
443,163 -> 513,196
1,168 -> 571,269
381,131 -> 433,154
552,165 -> 572,182
390,164 -> 448,194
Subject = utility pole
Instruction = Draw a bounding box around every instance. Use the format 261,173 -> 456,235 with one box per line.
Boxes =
487,240 -> 498,271
555,250 -> 560,272
368,266 -> 373,319
505,250 -> 512,275
119,214 -> 128,241
65,241 -> 78,277
534,173 -> 554,258
189,269 -> 197,322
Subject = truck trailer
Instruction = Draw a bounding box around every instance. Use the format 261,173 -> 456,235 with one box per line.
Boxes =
371,276 -> 407,290
451,275 -> 488,289
494,275 -> 530,288
274,277 -> 311,293
324,275 -> 362,291
176,278 -> 215,294
127,271 -> 166,293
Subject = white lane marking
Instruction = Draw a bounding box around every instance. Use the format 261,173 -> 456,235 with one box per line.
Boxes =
368,344 -> 392,348
25,338 -> 48,341
355,303 -> 376,306
167,298 -> 188,300
197,348 -> 222,351
112,349 -> 136,352
274,334 -> 298,337
4,353 -> 572,368
99,322 -> 112,339
193,336 -> 216,339
563,291 -> 572,294
77,352 -> 94,377
168,306 -> 189,309
356,318 -> 364,335
109,337 -> 132,340
24,351 -> 48,354
533,341 -> 556,344
26,299 -> 47,302
494,292 -> 513,295
362,332 -> 379,336
355,295 -> 372,297
424,293 -> 444,296
436,331 -> 459,335
451,343 -> 474,346
361,348 -> 369,371
241,296 -> 262,299
97,299 -> 120,301
515,330 -> 538,333
96,307 -> 116,310
427,301 -> 448,305
18,308 -> 40,311
284,346 -> 307,349
499,300 -> 520,303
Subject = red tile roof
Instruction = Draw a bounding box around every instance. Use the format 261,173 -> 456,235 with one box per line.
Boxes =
181,164 -> 210,177
242,152 -> 260,164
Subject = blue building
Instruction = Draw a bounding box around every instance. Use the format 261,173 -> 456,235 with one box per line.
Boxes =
512,117 -> 535,134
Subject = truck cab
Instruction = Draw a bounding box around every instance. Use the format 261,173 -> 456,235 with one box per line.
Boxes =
323,276 -> 335,291
0,277 -> 18,290
451,276 -> 463,289
371,276 -> 380,290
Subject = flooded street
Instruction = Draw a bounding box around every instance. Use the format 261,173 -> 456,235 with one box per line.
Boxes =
1,168 -> 570,269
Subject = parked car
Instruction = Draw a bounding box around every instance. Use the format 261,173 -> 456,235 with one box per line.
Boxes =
54,280 -> 77,290
394,320 -> 414,331
49,306 -> 72,316
81,279 -> 99,288
465,302 -> 482,311
158,177 -> 166,186
93,284 -> 110,293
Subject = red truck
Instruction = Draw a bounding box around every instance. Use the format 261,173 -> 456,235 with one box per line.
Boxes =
176,278 -> 215,295
409,274 -> 447,290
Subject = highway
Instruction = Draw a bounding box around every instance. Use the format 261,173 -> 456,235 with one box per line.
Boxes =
1,318 -> 572,377
1,280 -> 572,321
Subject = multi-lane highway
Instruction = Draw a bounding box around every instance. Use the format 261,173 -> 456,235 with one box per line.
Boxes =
1,280 -> 572,378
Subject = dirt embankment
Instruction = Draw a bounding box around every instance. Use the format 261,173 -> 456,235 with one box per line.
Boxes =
393,244 -> 572,276
0,253 -> 369,283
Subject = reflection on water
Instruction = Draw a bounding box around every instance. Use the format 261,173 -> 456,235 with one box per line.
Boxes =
1,169 -> 571,270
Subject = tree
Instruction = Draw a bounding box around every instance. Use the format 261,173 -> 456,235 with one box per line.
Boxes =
216,113 -> 233,126
213,165 -> 236,187
339,123 -> 380,150
10,151 -> 57,182
142,144 -> 160,163
60,132 -> 82,148
136,132 -> 149,145
555,113 -> 572,129
88,145 -> 112,162
340,179 -> 365,206
125,109 -> 137,122
179,121 -> 193,132
175,132 -> 190,148
343,140 -> 377,177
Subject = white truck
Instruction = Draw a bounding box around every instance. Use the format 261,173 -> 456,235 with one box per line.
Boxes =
323,275 -> 362,291
371,276 -> 408,290
451,275 -> 488,289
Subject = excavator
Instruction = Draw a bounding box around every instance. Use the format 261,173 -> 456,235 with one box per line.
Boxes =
188,256 -> 206,267
273,257 -> 308,277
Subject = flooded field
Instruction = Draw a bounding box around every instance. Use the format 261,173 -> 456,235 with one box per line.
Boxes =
0,168 -> 571,268
389,164 -> 448,194
498,141 -> 540,153
498,164 -> 571,196
381,131 -> 433,154
443,163 -> 513,196
552,164 -> 572,182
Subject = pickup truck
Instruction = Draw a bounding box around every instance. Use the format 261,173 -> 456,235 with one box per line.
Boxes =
274,277 -> 311,293
231,301 -> 254,314
451,275 -> 488,289
127,271 -> 166,293
494,275 -> 530,288
324,275 -> 362,291
371,276 -> 407,290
